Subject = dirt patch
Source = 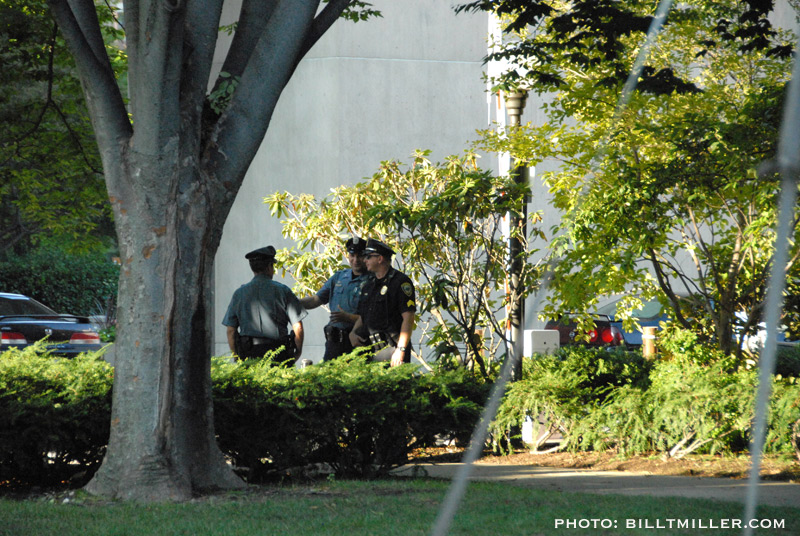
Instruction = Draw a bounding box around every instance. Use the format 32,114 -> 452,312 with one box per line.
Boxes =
410,448 -> 800,483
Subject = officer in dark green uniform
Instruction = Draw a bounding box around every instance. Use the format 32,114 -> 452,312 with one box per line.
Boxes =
349,239 -> 416,366
222,246 -> 307,364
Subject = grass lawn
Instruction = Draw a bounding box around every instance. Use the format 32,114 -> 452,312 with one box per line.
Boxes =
1,478 -> 798,536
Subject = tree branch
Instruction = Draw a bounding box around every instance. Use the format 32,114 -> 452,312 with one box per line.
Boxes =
46,0 -> 131,150
207,0 -> 318,185
126,0 -> 186,155
183,0 -> 225,107
296,0 -> 350,63
216,0 -> 280,82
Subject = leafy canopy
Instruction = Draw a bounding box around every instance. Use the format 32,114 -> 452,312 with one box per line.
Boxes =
0,0 -> 125,256
471,0 -> 798,356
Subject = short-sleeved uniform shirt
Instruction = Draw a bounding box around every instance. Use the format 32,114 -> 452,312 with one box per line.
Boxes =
316,269 -> 370,329
222,274 -> 307,339
357,267 -> 416,336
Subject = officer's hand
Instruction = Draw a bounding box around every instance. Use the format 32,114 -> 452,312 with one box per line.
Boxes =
390,348 -> 404,367
329,310 -> 355,324
349,331 -> 366,347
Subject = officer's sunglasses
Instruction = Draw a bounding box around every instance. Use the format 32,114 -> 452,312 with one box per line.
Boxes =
363,253 -> 382,259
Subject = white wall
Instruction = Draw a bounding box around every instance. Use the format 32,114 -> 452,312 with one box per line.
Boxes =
213,2 -> 493,359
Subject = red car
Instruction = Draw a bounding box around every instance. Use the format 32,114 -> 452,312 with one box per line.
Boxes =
544,313 -> 626,348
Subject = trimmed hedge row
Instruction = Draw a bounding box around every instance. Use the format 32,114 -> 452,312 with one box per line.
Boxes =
212,355 -> 488,479
0,349 -> 489,486
3,344 -> 797,489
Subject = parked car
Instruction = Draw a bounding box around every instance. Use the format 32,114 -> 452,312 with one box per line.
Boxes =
595,296 -> 670,349
544,313 -> 626,348
599,295 -> 800,353
0,292 -> 104,356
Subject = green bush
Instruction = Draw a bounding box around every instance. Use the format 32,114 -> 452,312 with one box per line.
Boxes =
581,359 -> 758,458
0,246 -> 119,315
212,354 -> 489,480
0,346 -> 113,486
496,345 -> 800,460
491,347 -> 652,453
4,343 -> 796,490
766,380 -> 800,456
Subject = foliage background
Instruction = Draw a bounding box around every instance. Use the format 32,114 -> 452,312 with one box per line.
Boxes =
468,0 -> 799,359
0,245 -> 119,315
0,1 -> 124,256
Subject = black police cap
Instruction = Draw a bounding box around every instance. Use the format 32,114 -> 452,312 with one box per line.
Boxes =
245,246 -> 276,260
363,238 -> 394,257
346,236 -> 366,254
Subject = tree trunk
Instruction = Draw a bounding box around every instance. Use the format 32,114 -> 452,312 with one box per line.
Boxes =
45,0 -> 355,501
86,150 -> 244,500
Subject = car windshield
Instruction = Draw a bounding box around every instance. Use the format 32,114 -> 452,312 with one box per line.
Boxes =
0,296 -> 58,316
597,298 -> 664,320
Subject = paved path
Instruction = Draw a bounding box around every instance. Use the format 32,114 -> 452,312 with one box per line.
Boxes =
393,463 -> 800,509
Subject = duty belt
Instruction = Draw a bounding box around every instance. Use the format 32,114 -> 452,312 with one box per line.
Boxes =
324,325 -> 350,343
368,331 -> 397,350
245,336 -> 280,346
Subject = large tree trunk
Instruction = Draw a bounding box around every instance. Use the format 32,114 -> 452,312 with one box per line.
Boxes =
86,149 -> 244,500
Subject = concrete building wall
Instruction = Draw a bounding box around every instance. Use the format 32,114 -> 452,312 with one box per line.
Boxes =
212,2 -> 495,359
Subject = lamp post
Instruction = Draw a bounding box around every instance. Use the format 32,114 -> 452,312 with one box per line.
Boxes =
504,91 -> 528,382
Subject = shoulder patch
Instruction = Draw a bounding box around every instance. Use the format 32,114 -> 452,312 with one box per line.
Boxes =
401,282 -> 414,297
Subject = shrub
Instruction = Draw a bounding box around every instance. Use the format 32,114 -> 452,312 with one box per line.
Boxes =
657,325 -> 731,366
492,347 -> 652,453
649,360 -> 756,457
1,349 -> 488,487
212,354 -> 489,480
575,359 -> 759,458
0,347 -> 113,486
766,380 -> 800,459
0,246 -> 119,315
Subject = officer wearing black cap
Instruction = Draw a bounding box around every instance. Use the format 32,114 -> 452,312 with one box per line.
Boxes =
300,237 -> 370,361
349,238 -> 416,366
222,246 -> 307,364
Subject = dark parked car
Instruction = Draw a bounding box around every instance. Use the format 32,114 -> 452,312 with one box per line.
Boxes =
0,292 -> 104,356
544,313 -> 626,348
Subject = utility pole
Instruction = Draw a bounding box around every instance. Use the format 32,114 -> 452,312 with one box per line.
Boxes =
504,91 -> 528,382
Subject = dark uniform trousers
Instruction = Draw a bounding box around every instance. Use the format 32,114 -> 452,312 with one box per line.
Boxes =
323,325 -> 354,361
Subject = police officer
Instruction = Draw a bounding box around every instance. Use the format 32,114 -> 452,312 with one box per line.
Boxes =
300,237 -> 370,361
349,238 -> 416,367
222,246 -> 307,365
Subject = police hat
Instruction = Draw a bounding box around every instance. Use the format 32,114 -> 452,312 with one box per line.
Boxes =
346,236 -> 366,254
363,238 -> 394,258
245,246 -> 276,261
